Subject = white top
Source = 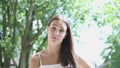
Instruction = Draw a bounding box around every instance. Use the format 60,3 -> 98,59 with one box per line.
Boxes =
38,53 -> 64,68
38,52 -> 80,68
39,64 -> 64,68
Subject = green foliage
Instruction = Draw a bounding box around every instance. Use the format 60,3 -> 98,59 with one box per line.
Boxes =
101,32 -> 120,68
92,0 -> 120,28
0,37 -> 12,58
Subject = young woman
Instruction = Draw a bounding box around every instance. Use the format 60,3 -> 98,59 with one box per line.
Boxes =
29,15 -> 90,68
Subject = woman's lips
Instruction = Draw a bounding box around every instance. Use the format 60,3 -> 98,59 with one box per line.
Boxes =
52,37 -> 58,41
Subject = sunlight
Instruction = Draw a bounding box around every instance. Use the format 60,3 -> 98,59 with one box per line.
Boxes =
91,0 -> 111,11
74,22 -> 113,68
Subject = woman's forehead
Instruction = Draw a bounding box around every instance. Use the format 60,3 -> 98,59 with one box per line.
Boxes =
50,20 -> 67,29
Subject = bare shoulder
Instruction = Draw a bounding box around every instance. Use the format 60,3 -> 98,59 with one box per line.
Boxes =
73,53 -> 91,68
29,52 -> 40,68
29,53 -> 39,62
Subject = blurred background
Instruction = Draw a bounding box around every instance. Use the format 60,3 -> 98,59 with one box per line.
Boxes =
0,0 -> 120,68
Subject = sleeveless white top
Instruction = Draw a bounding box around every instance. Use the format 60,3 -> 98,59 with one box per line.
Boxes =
38,53 -> 64,68
38,52 -> 80,68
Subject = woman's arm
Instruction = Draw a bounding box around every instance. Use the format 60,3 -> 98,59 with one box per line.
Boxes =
29,53 -> 40,68
77,56 -> 90,68
73,52 -> 90,68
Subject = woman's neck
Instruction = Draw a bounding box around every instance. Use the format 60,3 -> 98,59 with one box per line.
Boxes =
45,44 -> 61,55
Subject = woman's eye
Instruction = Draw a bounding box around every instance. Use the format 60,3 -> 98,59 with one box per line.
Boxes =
60,30 -> 64,32
51,27 -> 56,30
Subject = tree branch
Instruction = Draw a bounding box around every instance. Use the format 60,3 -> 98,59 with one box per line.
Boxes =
36,35 -> 47,52
22,1 -> 35,42
24,26 -> 46,46
11,57 -> 18,68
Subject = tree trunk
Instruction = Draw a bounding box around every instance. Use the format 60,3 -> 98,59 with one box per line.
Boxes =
19,11 -> 33,68
26,44 -> 32,68
19,1 -> 34,68
4,56 -> 10,68
19,46 -> 27,68
0,46 -> 2,67
2,0 -> 10,68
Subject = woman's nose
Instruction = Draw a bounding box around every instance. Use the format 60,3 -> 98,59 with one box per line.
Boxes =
54,30 -> 59,36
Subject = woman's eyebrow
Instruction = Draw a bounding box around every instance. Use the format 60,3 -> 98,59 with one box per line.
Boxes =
51,23 -> 57,26
51,23 -> 65,30
60,26 -> 64,30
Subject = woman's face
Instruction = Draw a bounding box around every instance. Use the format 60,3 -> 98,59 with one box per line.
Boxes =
48,19 -> 67,46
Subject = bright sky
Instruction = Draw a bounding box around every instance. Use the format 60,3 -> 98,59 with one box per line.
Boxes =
74,22 -> 112,68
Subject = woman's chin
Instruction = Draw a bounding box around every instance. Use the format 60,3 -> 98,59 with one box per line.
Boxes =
51,42 -> 60,46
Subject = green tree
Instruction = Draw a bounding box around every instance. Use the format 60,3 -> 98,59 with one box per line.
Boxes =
0,0 -> 94,68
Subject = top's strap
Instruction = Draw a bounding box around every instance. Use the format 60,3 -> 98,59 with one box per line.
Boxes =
38,52 -> 42,66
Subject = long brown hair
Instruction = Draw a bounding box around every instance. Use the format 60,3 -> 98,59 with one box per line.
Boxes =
48,15 -> 76,68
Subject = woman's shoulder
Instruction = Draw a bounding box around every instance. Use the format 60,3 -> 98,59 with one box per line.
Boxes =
30,52 -> 40,60
29,52 -> 41,68
29,52 -> 41,64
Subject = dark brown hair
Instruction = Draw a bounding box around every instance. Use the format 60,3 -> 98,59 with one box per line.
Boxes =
48,15 -> 76,68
